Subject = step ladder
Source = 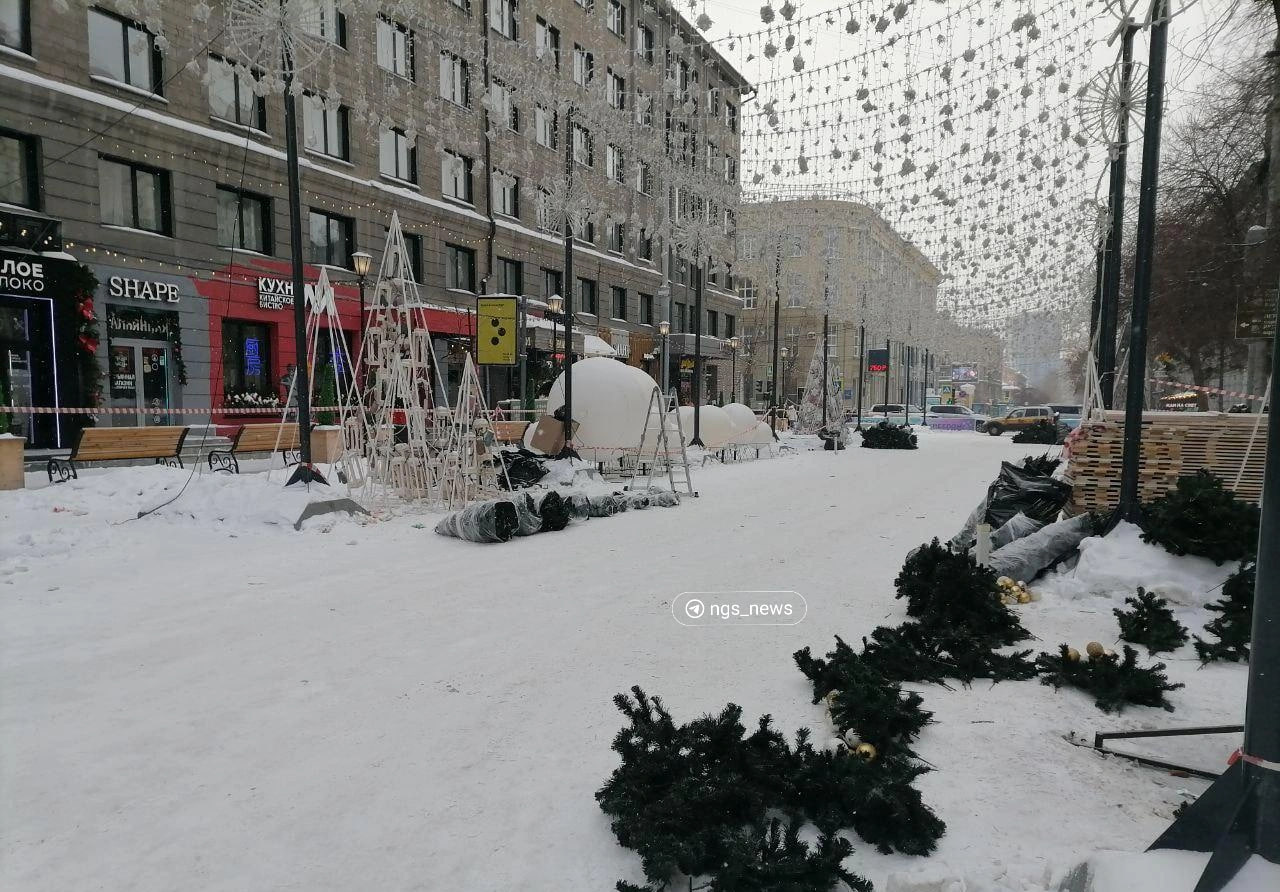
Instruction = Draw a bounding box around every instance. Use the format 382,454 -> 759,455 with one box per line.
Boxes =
628,387 -> 696,498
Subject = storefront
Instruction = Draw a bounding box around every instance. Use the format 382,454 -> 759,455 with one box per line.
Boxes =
92,265 -> 210,428
0,249 -> 95,449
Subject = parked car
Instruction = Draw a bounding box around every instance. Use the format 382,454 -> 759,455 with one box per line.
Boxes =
982,405 -> 1059,436
925,404 -> 988,430
866,404 -> 925,425
1048,404 -> 1083,431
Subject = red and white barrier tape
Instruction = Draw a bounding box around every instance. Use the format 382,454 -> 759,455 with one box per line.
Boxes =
2,405 -> 344,415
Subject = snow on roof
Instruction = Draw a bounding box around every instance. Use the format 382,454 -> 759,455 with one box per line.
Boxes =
582,335 -> 617,357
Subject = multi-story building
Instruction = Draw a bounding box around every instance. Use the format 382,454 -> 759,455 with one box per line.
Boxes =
734,199 -> 940,411
1003,309 -> 1066,402
931,315 -> 1004,409
0,0 -> 747,449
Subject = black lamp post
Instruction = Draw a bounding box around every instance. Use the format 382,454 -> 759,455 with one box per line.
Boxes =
728,336 -> 741,404
351,250 -> 372,388
547,293 -> 563,373
659,319 -> 671,397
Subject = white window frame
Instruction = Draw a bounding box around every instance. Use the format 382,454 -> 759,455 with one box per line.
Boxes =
379,127 -> 417,183
376,16 -> 414,80
572,45 -> 593,87
489,0 -> 517,40
492,169 -> 519,217
606,144 -> 624,183
442,150 -> 474,203
535,104 -> 557,149
607,71 -> 625,110
439,51 -> 470,107
606,0 -> 626,37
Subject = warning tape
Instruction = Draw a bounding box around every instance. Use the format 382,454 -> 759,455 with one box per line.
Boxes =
2,405 -> 345,416
1149,379 -> 1264,401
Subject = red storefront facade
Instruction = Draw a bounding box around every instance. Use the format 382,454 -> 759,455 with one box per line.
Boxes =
193,259 -> 477,422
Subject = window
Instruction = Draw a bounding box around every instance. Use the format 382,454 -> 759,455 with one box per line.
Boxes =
725,101 -> 738,132
87,7 -> 162,94
739,279 -> 757,309
2,0 -> 30,53
222,320 -> 273,399
0,129 -> 39,209
607,221 -> 624,253
208,55 -> 266,130
491,79 -> 519,132
725,314 -> 736,338
535,18 -> 560,68
578,278 -> 597,316
498,257 -> 522,295
446,243 -> 476,291
490,0 -> 517,39
606,144 -> 624,183
574,0 -> 593,10
707,309 -> 719,337
634,90 -> 652,126
675,302 -> 686,332
449,0 -> 471,12
542,267 -> 562,300
535,105 -> 557,149
635,160 -> 651,195
379,127 -> 417,183
578,219 -> 595,244
705,141 -> 716,173
442,150 -> 473,202
536,188 -> 556,232
300,0 -> 346,46
607,71 -> 625,110
606,0 -> 626,37
636,23 -> 654,63
724,155 -> 737,184
303,94 -> 349,160
307,209 -> 354,267
401,231 -> 424,281
640,293 -> 654,325
637,228 -> 653,261
216,186 -> 271,254
572,124 -> 593,167
376,16 -> 414,80
440,52 -> 470,107
572,45 -> 593,86
492,170 -> 519,217
611,286 -> 627,319
98,155 -> 170,234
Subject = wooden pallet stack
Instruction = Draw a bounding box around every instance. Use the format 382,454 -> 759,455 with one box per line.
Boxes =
1064,411 -> 1269,515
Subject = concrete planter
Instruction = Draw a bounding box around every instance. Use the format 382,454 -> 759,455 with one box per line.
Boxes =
0,436 -> 25,490
311,426 -> 343,463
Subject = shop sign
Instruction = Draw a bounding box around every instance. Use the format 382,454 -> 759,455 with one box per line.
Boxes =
866,348 -> 889,373
108,275 -> 180,304
107,306 -> 175,340
110,345 -> 137,399
476,296 -> 517,366
257,276 -> 317,310
0,256 -> 47,294
679,358 -> 695,371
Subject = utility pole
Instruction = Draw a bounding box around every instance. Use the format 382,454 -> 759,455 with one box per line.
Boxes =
770,237 -> 782,433
883,338 -> 891,408
691,252 -> 705,446
856,323 -> 865,430
560,105 -> 576,454
821,312 -> 829,427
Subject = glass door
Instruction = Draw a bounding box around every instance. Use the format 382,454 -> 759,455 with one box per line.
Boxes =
108,339 -> 174,426
0,305 -> 35,441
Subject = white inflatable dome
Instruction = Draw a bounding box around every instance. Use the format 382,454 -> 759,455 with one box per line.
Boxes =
543,357 -> 660,461
740,420 -> 779,445
669,405 -> 735,449
723,403 -> 759,436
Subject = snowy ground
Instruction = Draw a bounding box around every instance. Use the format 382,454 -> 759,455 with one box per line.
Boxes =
0,430 -> 1253,891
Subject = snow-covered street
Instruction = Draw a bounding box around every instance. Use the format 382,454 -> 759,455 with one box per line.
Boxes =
0,431 -> 1251,890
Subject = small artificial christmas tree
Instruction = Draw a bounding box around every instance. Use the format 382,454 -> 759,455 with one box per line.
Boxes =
1194,563 -> 1256,663
1140,470 -> 1260,565
1012,419 -> 1060,444
859,622 -> 1038,686
697,819 -> 871,892
1020,452 -> 1061,477
1035,644 -> 1183,713
1113,588 -> 1188,655
860,421 -> 918,449
894,540 -> 1030,649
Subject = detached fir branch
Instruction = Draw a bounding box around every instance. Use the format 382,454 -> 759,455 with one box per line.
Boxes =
1036,644 -> 1183,713
1113,588 -> 1189,655
1194,563 -> 1256,663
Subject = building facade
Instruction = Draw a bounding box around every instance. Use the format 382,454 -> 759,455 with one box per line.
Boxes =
734,199 -> 941,411
0,0 -> 747,448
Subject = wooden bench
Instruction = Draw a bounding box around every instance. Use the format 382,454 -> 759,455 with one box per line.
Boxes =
208,423 -> 306,474
493,420 -> 530,445
47,425 -> 190,482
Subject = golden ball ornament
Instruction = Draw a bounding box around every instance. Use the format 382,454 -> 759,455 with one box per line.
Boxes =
997,576 -> 1012,587
853,742 -> 878,761
1066,647 -> 1081,662
1086,641 -> 1105,659
1016,591 -> 1031,604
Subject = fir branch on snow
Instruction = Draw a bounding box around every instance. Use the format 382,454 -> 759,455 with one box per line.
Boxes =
1035,645 -> 1183,713
1139,470 -> 1259,565
1194,563 -> 1255,663
1113,588 -> 1188,656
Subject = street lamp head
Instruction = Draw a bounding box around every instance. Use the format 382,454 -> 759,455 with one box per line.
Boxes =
351,250 -> 373,279
780,346 -> 788,358
728,336 -> 741,350
658,320 -> 671,335
547,293 -> 564,314
1245,224 -> 1268,246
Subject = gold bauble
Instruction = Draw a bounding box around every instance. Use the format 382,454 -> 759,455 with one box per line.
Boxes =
1086,641 -> 1105,658
997,576 -> 1012,587
1066,647 -> 1081,662
854,742 -> 878,761
1016,591 -> 1032,604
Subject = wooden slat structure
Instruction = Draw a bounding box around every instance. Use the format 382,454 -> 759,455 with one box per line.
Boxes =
493,421 -> 530,444
1065,410 -> 1268,514
47,425 -> 189,481
208,422 -> 304,473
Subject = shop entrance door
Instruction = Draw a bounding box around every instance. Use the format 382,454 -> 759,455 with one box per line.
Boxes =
0,296 -> 60,448
108,339 -> 174,426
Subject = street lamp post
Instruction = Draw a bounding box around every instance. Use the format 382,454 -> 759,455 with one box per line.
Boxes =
351,250 -> 372,389
659,320 -> 671,399
547,293 -> 563,375
728,336 -> 741,404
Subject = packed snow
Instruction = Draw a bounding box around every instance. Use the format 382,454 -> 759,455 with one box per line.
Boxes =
0,428 -> 1255,891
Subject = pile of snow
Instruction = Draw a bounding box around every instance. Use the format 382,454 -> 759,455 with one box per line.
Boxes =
1036,521 -> 1238,607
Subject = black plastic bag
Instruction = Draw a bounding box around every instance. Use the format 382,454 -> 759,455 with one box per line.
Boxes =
984,461 -> 1072,528
497,447 -> 549,490
538,491 -> 571,531
434,499 -> 520,543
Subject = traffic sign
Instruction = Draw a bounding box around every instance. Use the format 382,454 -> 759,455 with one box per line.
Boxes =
477,296 -> 518,365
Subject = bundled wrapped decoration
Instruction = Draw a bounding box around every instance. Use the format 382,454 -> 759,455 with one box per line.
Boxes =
508,493 -> 544,536
986,513 -> 1095,582
860,421 -> 918,449
434,499 -> 520,543
564,493 -> 593,520
537,491 -> 571,532
588,494 -> 624,517
496,447 -> 549,489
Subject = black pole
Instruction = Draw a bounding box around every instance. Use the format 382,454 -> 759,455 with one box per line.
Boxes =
770,240 -> 781,434
856,323 -> 865,430
730,346 -> 737,404
904,346 -> 911,425
883,339 -> 891,410
1090,238 -> 1105,349
282,58 -> 324,486
1116,6 -> 1167,523
561,107 -> 575,453
1099,22 -> 1139,410
691,256 -> 704,446
821,312 -> 829,427
356,275 -> 366,391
